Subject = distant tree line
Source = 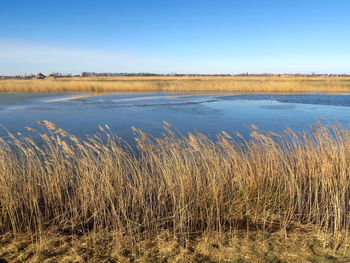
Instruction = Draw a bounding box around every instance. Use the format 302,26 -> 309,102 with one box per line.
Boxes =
81,72 -> 238,77
0,74 -> 37,79
0,72 -> 79,79
1,72 -> 350,79
81,72 -> 350,77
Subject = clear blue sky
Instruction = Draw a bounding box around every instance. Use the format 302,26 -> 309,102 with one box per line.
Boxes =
1,0 -> 349,75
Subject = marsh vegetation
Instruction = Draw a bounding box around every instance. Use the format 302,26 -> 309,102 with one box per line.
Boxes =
1,76 -> 350,92
1,121 -> 350,262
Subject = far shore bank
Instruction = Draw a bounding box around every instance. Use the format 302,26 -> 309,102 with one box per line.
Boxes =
1,76 -> 350,93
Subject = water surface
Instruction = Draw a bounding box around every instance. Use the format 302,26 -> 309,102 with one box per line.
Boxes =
0,92 -> 350,142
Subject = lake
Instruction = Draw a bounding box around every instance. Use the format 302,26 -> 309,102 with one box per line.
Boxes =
0,92 -> 350,142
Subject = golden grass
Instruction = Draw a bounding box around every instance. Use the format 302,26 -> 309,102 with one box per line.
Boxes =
1,121 -> 350,261
1,76 -> 350,92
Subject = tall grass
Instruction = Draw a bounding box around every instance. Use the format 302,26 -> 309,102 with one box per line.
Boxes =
1,76 -> 350,92
0,121 -> 350,248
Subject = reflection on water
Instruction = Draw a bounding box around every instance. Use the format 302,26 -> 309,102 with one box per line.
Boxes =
0,92 -> 350,142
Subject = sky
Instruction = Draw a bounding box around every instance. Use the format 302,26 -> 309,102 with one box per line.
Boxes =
0,0 -> 349,75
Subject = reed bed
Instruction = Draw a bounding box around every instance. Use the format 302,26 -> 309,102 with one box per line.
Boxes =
0,120 -> 350,249
1,76 -> 350,92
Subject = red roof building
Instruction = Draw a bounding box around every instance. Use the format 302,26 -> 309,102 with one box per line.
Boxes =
36,73 -> 46,79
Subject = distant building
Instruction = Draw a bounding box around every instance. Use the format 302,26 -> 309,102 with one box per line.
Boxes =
36,73 -> 46,79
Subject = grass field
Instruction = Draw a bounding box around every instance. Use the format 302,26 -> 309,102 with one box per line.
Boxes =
1,122 -> 350,262
1,76 -> 350,93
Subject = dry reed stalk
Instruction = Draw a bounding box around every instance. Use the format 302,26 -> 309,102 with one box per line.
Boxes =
0,122 -> 349,251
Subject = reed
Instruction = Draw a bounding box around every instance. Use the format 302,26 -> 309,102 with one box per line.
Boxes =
1,76 -> 350,92
0,122 -> 350,261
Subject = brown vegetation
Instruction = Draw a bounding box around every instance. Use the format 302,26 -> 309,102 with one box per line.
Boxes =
1,122 -> 350,262
1,76 -> 350,92
1,231 -> 349,262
